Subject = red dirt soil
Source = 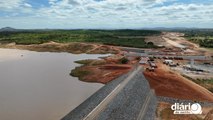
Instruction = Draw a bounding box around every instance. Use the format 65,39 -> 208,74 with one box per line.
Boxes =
82,64 -> 132,84
143,63 -> 213,102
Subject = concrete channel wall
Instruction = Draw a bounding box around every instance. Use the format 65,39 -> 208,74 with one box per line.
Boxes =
62,66 -> 157,120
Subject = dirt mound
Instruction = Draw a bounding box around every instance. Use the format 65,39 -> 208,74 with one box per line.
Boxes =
76,65 -> 131,84
144,63 -> 213,102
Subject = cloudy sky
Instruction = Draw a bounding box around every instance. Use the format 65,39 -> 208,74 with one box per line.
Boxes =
0,0 -> 213,29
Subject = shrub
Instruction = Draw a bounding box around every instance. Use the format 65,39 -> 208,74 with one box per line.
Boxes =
119,57 -> 129,64
136,56 -> 141,60
147,42 -> 154,46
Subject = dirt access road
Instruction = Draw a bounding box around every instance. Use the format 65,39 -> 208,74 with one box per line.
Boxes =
162,32 -> 213,56
146,32 -> 213,56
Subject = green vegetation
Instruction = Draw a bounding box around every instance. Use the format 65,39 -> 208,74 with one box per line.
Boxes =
0,29 -> 161,48
136,56 -> 141,60
71,59 -> 106,80
75,59 -> 106,66
70,67 -> 91,80
182,29 -> 213,48
192,78 -> 213,93
147,42 -> 154,46
182,74 -> 213,93
75,59 -> 95,65
119,57 -> 129,64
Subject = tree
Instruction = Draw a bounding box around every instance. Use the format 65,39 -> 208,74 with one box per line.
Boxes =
147,42 -> 154,46
119,57 -> 129,64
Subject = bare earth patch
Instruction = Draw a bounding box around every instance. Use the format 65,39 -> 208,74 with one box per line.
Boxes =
0,42 -> 120,54
70,55 -> 140,84
143,62 -> 213,102
156,102 -> 213,120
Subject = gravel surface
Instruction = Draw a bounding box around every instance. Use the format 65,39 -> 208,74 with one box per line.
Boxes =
62,68 -> 133,120
143,90 -> 157,120
62,67 -> 157,120
96,71 -> 156,120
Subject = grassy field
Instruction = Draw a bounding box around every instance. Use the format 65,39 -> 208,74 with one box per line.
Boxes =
0,29 -> 161,48
74,59 -> 106,66
70,67 -> 91,80
71,59 -> 106,81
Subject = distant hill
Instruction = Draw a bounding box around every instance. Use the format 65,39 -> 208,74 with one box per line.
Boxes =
0,27 -> 212,32
141,27 -> 198,31
0,27 -> 17,32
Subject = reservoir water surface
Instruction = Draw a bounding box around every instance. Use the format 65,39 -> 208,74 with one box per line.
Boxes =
0,48 -> 106,120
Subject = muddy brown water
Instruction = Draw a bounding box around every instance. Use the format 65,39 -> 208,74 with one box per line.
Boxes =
0,48 -> 107,120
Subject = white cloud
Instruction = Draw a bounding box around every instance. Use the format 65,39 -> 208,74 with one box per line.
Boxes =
0,0 -> 213,28
23,3 -> 32,8
0,0 -> 24,9
0,0 -> 32,11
